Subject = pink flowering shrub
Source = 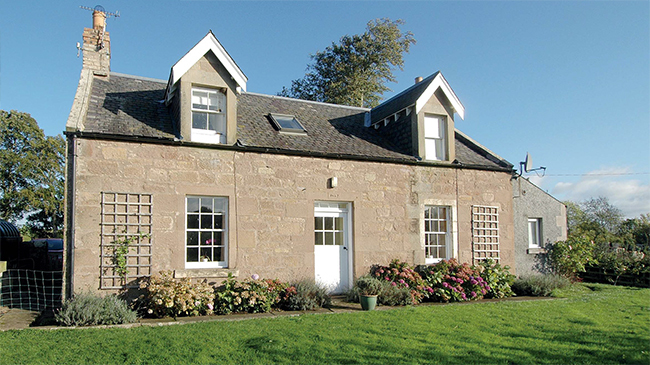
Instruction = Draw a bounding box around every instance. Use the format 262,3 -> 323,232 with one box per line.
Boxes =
417,259 -> 489,303
137,270 -> 215,318
370,259 -> 430,304
214,274 -> 288,314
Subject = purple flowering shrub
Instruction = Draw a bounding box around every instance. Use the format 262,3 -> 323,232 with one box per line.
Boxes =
417,259 -> 490,302
370,259 -> 431,304
214,274 -> 288,314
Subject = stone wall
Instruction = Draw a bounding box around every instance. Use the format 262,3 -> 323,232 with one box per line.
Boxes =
67,138 -> 514,294
512,177 -> 567,276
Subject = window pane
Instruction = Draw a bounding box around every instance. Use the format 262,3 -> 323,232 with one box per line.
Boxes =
200,231 -> 211,246
187,214 -> 199,229
315,217 -> 323,231
325,217 -> 334,230
214,247 -> 223,262
187,231 -> 198,246
425,221 -> 431,233
424,115 -> 442,138
214,215 -> 223,229
335,231 -> 344,246
440,220 -> 447,233
187,198 -> 200,213
335,217 -> 343,231
213,198 -> 226,213
187,248 -> 199,262
200,215 -> 212,229
208,114 -> 226,134
200,248 -> 212,261
315,232 -> 323,245
424,208 -> 430,219
192,112 -> 207,129
201,198 -> 213,213
325,232 -> 334,245
213,232 -> 222,246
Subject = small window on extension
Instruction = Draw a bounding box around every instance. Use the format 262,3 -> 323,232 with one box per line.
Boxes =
269,113 -> 307,134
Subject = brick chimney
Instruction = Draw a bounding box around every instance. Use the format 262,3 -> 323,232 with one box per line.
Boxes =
82,9 -> 110,76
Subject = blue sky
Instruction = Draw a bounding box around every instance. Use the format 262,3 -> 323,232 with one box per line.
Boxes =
1,1 -> 648,217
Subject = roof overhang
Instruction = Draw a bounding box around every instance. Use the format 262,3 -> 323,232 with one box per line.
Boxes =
164,31 -> 248,103
415,73 -> 465,120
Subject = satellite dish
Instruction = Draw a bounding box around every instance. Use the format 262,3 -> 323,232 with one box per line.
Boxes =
518,152 -> 546,177
524,152 -> 533,173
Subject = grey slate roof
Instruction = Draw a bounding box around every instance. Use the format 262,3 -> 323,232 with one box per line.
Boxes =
85,73 -> 175,139
79,73 -> 512,170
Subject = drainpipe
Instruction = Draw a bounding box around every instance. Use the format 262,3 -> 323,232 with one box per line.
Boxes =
64,136 -> 77,299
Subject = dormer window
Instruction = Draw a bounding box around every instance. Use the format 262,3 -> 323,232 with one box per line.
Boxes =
424,114 -> 447,161
269,113 -> 307,134
192,87 -> 226,143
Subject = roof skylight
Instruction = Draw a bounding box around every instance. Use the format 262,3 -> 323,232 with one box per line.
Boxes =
269,113 -> 307,134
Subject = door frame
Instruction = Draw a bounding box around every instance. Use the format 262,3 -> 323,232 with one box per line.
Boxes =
314,201 -> 353,293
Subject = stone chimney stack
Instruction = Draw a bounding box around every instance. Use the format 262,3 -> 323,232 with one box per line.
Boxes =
82,8 -> 110,76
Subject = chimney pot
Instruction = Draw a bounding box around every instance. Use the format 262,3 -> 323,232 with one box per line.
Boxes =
415,76 -> 423,84
93,10 -> 106,30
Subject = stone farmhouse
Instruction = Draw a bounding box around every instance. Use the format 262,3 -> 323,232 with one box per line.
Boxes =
64,11 -> 565,296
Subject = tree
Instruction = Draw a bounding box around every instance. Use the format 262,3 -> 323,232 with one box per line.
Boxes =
582,196 -> 623,234
279,18 -> 416,108
0,110 -> 65,238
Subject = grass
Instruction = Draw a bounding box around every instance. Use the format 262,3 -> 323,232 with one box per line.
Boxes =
0,283 -> 648,364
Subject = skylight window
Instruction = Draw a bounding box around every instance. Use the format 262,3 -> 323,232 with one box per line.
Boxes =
269,113 -> 307,134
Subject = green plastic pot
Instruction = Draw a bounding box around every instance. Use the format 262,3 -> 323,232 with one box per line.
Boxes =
360,295 -> 378,311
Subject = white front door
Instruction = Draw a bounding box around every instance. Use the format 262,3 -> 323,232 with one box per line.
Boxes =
314,202 -> 351,294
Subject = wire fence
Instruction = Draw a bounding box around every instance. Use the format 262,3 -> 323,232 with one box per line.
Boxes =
0,269 -> 63,311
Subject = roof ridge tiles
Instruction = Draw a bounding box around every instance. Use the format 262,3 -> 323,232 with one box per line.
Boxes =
109,72 -> 167,84
242,91 -> 371,112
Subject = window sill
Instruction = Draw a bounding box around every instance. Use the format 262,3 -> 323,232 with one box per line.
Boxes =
174,269 -> 239,278
527,248 -> 547,255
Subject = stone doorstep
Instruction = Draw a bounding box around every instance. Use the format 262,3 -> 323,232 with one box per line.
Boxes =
0,296 -> 558,332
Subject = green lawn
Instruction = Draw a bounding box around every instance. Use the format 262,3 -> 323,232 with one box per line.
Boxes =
0,284 -> 648,364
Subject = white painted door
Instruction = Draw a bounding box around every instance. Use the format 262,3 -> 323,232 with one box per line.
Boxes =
314,202 -> 351,294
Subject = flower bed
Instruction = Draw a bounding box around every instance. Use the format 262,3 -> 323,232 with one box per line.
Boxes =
355,258 -> 515,306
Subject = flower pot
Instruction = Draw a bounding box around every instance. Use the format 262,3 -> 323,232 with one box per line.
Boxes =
360,295 -> 378,311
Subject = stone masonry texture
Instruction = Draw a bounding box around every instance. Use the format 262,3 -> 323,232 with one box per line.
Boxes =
69,138 -> 514,294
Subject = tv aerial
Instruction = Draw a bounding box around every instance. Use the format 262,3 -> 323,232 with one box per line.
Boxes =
80,5 -> 120,19
519,152 -> 546,176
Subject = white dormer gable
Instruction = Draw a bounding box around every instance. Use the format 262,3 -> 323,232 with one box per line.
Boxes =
415,73 -> 465,120
165,31 -> 247,104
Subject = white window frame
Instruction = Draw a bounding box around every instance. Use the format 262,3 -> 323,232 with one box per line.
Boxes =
185,196 -> 228,269
424,205 -> 452,264
424,114 -> 447,161
528,218 -> 542,248
191,87 -> 227,144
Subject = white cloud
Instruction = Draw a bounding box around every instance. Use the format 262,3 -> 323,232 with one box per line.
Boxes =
551,167 -> 650,218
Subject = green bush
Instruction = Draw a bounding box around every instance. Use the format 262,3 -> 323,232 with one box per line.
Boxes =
214,275 -> 287,315
512,274 -> 571,296
281,280 -> 331,311
477,259 -> 515,299
55,292 -> 137,326
549,234 -> 596,279
354,275 -> 382,296
377,281 -> 413,306
137,271 -> 215,318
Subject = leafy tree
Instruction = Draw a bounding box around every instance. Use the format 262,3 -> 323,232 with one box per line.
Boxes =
617,214 -> 650,252
0,110 -> 65,238
279,18 -> 416,108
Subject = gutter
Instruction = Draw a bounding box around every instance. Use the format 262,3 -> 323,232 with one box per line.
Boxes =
64,131 -> 514,174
